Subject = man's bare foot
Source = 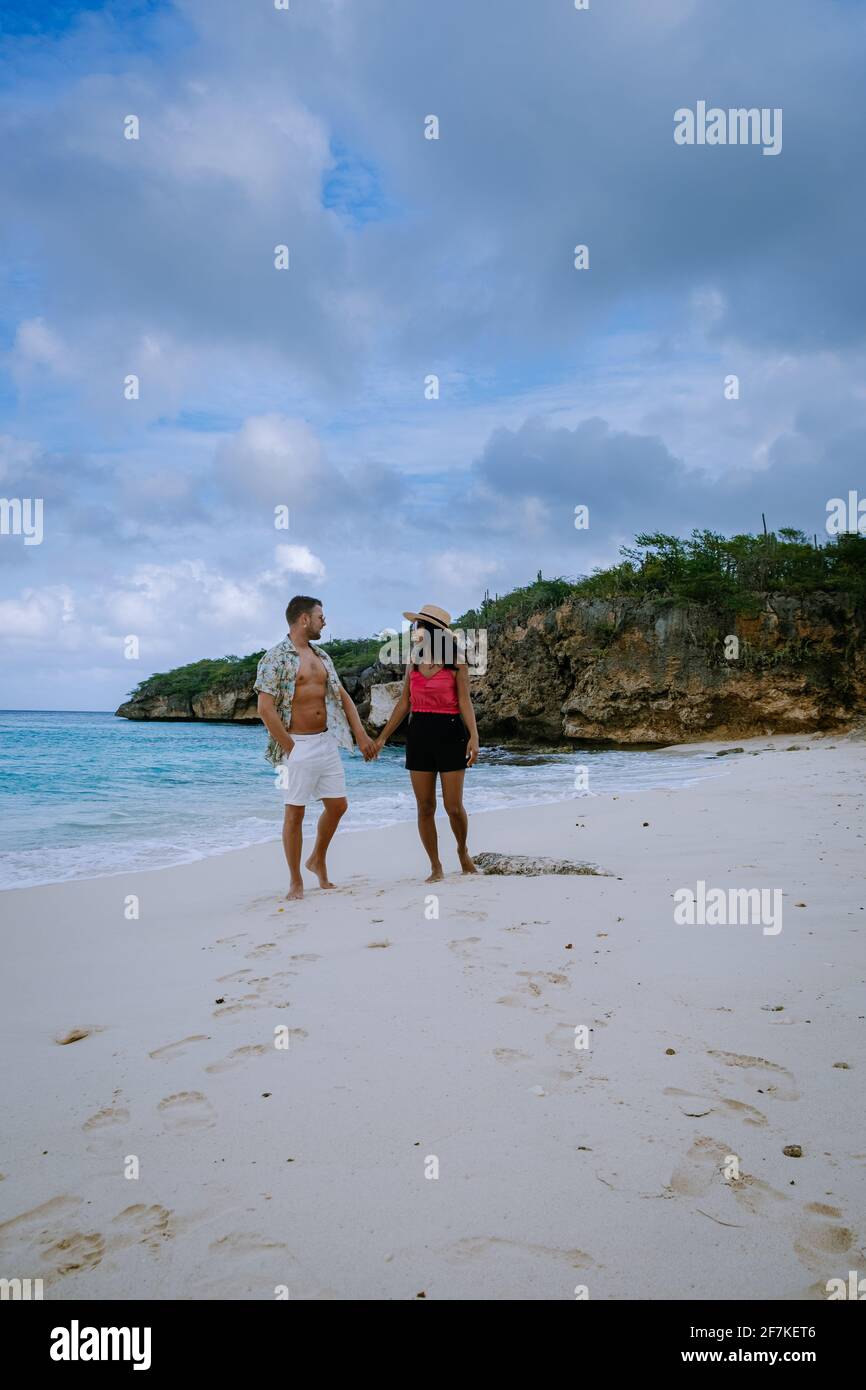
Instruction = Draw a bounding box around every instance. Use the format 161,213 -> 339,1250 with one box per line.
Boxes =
425,864 -> 444,883
286,880 -> 304,901
305,854 -> 336,889
459,851 -> 478,875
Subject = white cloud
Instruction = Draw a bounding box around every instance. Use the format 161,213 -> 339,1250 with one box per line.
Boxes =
0,585 -> 74,638
273,544 -> 326,581
428,550 -> 501,593
214,415 -> 327,505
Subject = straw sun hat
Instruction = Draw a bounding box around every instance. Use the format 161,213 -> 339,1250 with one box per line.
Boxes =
402,603 -> 453,632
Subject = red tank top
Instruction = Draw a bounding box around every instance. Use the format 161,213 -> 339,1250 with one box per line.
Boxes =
410,666 -> 460,714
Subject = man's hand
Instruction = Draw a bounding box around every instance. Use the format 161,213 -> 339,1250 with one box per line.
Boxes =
466,738 -> 480,768
358,731 -> 378,761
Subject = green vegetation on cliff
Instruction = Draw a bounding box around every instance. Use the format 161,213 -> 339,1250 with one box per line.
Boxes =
127,652 -> 266,704
318,636 -> 383,673
458,529 -> 866,626
573,529 -> 866,611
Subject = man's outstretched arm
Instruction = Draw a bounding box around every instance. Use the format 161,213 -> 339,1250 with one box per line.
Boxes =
338,685 -> 377,760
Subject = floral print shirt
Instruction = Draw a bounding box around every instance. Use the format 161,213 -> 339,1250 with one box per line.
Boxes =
254,634 -> 355,765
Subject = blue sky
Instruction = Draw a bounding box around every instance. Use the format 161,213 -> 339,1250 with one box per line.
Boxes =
1,0 -> 865,709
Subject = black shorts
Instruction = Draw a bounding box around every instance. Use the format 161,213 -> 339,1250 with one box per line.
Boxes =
405,712 -> 468,773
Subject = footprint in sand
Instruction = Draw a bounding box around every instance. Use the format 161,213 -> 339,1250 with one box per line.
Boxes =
793,1216 -> 859,1271
245,942 -> 278,959
0,1195 -> 179,1286
215,968 -> 253,984
0,1198 -> 105,1286
707,1050 -> 799,1102
245,894 -> 284,912
447,935 -> 481,959
110,1204 -> 174,1252
664,1086 -> 767,1127
805,1201 -> 842,1218
545,1021 -> 591,1066
149,1035 -> 210,1061
668,1136 -> 732,1197
667,1138 -> 792,1213
212,994 -> 272,1018
719,1097 -> 768,1126
447,935 -> 506,981
451,909 -> 489,922
492,1031 -> 582,1094
216,932 -> 248,945
40,1229 -> 105,1279
0,1195 -> 85,1284
82,1105 -> 130,1131
497,970 -> 571,1009
205,1044 -> 268,1074
157,1091 -> 216,1131
260,970 -> 298,993
728,1173 -> 792,1216
518,969 -> 570,992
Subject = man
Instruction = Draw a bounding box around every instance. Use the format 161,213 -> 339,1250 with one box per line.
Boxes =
255,596 -> 377,900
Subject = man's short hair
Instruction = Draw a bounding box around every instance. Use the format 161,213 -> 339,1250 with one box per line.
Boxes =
286,595 -> 322,626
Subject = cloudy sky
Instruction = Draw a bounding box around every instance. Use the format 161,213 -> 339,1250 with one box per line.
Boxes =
1,0 -> 864,710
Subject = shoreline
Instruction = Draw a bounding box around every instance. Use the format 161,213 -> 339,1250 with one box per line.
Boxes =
0,734 -> 736,893
1,731 -> 863,1300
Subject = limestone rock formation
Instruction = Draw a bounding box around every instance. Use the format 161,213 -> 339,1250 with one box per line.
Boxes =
368,681 -> 405,730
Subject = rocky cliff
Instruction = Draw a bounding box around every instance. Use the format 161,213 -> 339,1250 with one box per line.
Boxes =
467,591 -> 865,745
116,591 -> 865,746
115,687 -> 261,723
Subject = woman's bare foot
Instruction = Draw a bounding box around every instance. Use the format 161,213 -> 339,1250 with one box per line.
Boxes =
305,854 -> 336,889
286,880 -> 304,901
425,863 -> 444,883
458,850 -> 478,874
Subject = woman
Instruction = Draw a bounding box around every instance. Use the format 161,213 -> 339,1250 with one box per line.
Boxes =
373,604 -> 480,882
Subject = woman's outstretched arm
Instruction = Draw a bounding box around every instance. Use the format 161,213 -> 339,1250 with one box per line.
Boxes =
374,666 -> 411,749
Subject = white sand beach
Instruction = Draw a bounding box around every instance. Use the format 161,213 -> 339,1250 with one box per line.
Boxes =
1,734 -> 864,1301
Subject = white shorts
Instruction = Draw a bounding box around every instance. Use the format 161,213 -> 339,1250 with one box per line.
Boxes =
279,731 -> 347,806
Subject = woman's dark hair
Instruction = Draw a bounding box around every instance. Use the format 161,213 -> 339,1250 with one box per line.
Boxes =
411,618 -> 457,669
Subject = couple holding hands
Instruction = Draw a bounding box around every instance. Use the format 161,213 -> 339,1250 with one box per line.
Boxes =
255,596 -> 480,900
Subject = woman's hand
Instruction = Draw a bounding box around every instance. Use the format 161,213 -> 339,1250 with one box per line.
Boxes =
466,738 -> 479,768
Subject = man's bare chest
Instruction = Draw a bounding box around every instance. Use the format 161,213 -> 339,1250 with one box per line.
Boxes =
295,650 -> 327,694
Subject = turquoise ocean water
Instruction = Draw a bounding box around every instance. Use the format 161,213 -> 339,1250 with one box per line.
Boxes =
0,711 -> 729,890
